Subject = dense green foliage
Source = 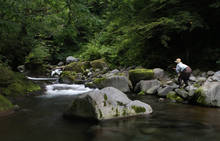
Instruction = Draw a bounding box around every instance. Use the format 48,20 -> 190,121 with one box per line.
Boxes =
0,64 -> 41,97
0,95 -> 13,112
1,0 -> 220,71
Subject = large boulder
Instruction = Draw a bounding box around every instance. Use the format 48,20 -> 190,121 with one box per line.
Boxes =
93,75 -> 132,93
129,69 -> 154,85
195,81 -> 220,107
153,68 -> 164,80
157,86 -> 174,97
66,56 -> 79,64
134,80 -> 161,94
64,87 -> 152,121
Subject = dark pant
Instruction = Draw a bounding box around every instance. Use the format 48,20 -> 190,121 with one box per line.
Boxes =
178,67 -> 192,86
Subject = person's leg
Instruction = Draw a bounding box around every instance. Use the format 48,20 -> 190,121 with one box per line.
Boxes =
178,74 -> 183,86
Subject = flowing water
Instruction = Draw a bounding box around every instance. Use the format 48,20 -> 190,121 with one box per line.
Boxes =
1,83 -> 220,141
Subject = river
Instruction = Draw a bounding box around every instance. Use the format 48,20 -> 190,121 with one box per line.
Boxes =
1,84 -> 220,141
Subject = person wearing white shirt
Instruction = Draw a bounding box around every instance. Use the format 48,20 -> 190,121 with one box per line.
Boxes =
174,58 -> 192,87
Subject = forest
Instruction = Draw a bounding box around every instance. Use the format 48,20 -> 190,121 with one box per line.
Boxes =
1,0 -> 220,70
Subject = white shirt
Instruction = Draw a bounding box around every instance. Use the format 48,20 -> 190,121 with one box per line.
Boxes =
176,62 -> 188,73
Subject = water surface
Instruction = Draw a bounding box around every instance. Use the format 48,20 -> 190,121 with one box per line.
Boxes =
1,85 -> 220,141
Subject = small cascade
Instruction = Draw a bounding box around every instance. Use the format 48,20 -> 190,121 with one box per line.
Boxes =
44,84 -> 93,97
26,68 -> 62,81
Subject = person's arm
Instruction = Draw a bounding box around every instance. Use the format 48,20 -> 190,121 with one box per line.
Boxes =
176,64 -> 180,74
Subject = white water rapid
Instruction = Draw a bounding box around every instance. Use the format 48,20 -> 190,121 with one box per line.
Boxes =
43,84 -> 94,97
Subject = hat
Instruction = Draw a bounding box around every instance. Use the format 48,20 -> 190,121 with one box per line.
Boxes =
174,58 -> 181,63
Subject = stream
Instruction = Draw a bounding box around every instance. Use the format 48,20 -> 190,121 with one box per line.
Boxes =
1,83 -> 220,141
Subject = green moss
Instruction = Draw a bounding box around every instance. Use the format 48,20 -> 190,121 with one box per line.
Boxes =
123,109 -> 127,116
103,101 -> 107,106
61,71 -> 76,81
138,91 -> 145,96
117,101 -> 126,106
93,77 -> 106,84
193,83 -> 200,88
131,105 -> 146,113
194,87 -> 206,104
90,59 -> 108,70
115,108 -> 119,117
104,94 -> 108,101
129,69 -> 154,85
64,62 -> 85,73
98,109 -> 103,118
166,91 -> 184,102
0,95 -> 13,112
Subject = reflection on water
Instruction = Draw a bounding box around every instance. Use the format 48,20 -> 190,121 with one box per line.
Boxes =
1,94 -> 220,141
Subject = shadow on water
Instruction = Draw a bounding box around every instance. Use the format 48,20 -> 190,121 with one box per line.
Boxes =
1,93 -> 220,141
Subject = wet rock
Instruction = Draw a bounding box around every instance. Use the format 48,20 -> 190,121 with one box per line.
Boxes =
196,81 -> 220,107
134,80 -> 161,94
64,87 -> 152,121
175,89 -> 188,99
147,85 -> 160,95
207,71 -> 215,76
166,91 -> 184,103
157,86 -> 174,97
185,85 -> 197,97
93,76 -> 132,93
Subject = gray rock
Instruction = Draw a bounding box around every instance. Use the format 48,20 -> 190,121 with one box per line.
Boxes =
197,77 -> 206,82
189,75 -> 197,82
146,85 -> 160,95
94,76 -> 132,93
197,81 -> 220,107
134,80 -> 161,94
157,86 -> 174,97
153,68 -> 164,80
175,89 -> 188,99
185,85 -> 197,97
66,56 -> 79,64
207,71 -> 215,76
211,71 -> 220,82
57,61 -> 64,66
201,72 -> 207,77
64,87 -> 153,121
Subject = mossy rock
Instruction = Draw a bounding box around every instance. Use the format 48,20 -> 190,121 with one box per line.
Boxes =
64,62 -> 85,73
93,77 -> 106,85
138,91 -> 145,96
166,91 -> 184,103
129,69 -> 154,85
60,71 -> 77,83
90,59 -> 108,70
194,87 -> 206,105
0,95 -> 13,112
131,105 -> 146,113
